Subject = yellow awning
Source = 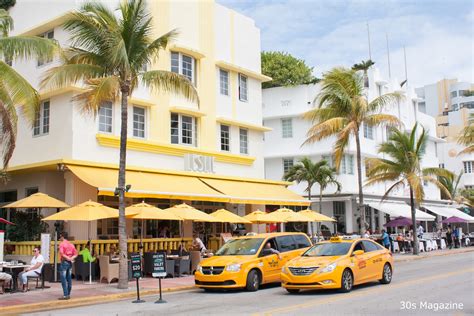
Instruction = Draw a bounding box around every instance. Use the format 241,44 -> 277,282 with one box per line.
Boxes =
199,178 -> 310,206
67,165 -> 227,202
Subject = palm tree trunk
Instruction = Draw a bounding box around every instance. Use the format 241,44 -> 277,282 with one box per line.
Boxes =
319,188 -> 323,239
355,132 -> 366,235
118,84 -> 130,289
308,186 -> 313,236
409,187 -> 419,255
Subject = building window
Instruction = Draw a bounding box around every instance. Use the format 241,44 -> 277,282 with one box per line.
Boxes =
386,126 -> 393,140
450,91 -> 457,98
333,201 -> 346,233
283,158 -> 294,174
171,52 -> 195,84
171,113 -> 197,146
465,185 -> 473,190
220,124 -> 230,151
238,74 -> 248,102
98,102 -> 113,133
377,84 -> 382,97
464,161 -> 473,174
133,106 -> 146,138
340,155 -> 354,175
239,128 -> 248,154
33,100 -> 50,136
439,163 -> 445,169
459,90 -> 469,97
363,123 -> 373,139
281,118 -> 293,138
453,104 -> 459,111
281,100 -> 291,107
25,187 -> 39,197
37,29 -> 54,66
219,69 -> 229,96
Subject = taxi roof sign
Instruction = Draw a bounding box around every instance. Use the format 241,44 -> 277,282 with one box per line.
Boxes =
330,236 -> 342,242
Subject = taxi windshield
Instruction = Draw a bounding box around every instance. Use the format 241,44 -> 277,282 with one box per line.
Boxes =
302,242 -> 352,257
215,238 -> 264,256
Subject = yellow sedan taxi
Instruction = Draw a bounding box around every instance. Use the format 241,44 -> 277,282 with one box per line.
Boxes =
195,232 -> 312,291
281,237 -> 394,293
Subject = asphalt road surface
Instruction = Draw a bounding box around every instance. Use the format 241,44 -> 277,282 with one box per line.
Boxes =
25,252 -> 474,316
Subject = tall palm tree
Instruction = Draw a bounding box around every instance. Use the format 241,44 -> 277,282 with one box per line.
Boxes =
283,158 -> 341,234
352,59 -> 374,88
365,124 -> 451,254
457,113 -> 473,155
41,0 -> 198,289
0,9 -> 56,170
304,67 -> 401,234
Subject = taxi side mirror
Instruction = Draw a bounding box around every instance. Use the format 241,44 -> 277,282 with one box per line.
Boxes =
352,250 -> 364,256
260,249 -> 273,257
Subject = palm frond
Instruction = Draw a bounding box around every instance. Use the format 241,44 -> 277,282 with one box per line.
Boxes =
141,70 -> 199,104
74,76 -> 120,115
41,63 -> 106,91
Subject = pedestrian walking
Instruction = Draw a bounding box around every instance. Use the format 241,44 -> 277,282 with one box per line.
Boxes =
446,226 -> 453,249
58,232 -> 77,300
381,229 -> 391,250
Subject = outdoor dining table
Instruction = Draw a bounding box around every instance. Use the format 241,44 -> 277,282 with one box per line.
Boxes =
0,263 -> 31,292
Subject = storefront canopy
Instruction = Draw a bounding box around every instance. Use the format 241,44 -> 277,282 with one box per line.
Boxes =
367,202 -> 435,221
67,164 -> 309,206
422,205 -> 474,223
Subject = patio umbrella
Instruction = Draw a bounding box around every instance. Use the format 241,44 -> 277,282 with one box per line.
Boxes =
0,217 -> 14,225
5,192 -> 70,283
271,208 -> 312,222
243,210 -> 286,233
384,216 -> 419,227
209,209 -> 251,224
299,209 -> 336,238
125,202 -> 182,251
441,216 -> 468,224
43,200 -> 119,284
4,192 -> 70,209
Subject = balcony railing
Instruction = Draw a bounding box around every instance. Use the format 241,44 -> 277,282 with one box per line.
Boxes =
5,238 -> 193,262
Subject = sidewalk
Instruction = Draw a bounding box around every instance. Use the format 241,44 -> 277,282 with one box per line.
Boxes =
1,247 -> 473,315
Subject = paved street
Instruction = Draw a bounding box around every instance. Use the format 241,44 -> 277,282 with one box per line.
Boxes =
24,252 -> 474,316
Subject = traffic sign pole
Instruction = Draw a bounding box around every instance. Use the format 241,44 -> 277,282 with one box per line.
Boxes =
155,277 -> 166,304
132,277 -> 145,304
131,254 -> 145,303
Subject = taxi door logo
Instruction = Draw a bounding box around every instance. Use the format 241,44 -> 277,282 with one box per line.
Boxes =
358,259 -> 366,269
268,258 -> 278,268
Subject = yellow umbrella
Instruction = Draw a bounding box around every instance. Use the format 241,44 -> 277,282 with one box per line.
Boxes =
126,202 -> 182,221
271,208 -> 312,222
243,210 -> 286,224
42,200 -> 119,284
5,192 -> 69,208
299,209 -> 336,222
164,203 -> 219,222
43,200 -> 118,221
209,209 -> 251,224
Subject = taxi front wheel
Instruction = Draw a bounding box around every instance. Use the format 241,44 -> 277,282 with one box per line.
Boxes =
246,270 -> 260,292
339,269 -> 353,293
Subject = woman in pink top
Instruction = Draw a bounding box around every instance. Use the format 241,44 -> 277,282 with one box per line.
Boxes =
58,232 -> 77,300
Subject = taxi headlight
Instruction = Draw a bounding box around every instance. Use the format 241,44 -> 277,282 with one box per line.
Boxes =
196,264 -> 203,273
281,266 -> 287,274
226,264 -> 241,272
318,262 -> 337,274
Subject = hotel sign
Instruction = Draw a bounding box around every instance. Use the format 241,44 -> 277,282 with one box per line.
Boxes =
184,154 -> 215,173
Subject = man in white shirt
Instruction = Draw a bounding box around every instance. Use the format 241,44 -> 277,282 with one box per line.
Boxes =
19,247 -> 44,292
417,224 -> 424,239
193,234 -> 207,254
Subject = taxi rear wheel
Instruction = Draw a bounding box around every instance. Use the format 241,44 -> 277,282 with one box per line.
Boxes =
339,269 -> 353,293
286,289 -> 300,294
380,263 -> 392,284
246,270 -> 260,292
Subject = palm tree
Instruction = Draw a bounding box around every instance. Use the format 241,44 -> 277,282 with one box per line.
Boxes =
41,0 -> 198,289
304,67 -> 401,234
438,170 -> 461,201
365,124 -> 451,254
0,9 -> 56,170
352,59 -> 374,88
283,157 -> 341,234
457,114 -> 473,155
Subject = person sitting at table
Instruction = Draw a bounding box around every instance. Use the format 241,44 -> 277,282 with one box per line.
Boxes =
396,233 -> 405,253
79,241 -> 96,263
106,245 -> 119,262
19,246 -> 44,292
192,234 -> 207,254
0,272 -> 12,294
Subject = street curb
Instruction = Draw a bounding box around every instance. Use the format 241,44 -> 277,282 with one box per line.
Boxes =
393,248 -> 474,263
0,285 -> 196,316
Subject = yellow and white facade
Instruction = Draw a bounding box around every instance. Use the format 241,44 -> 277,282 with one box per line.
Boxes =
2,0 -> 308,240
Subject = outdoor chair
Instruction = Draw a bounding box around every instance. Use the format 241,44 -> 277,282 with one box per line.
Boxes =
165,259 -> 175,278
98,255 -> 119,284
419,241 -> 425,252
0,279 -> 11,294
26,265 -> 45,290
74,256 -> 97,281
392,242 -> 399,253
440,239 -> 446,249
175,258 -> 191,276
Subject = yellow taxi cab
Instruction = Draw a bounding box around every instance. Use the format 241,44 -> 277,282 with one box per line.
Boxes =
194,232 -> 312,291
281,236 -> 394,293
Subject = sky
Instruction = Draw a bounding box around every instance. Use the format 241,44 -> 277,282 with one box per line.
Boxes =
218,0 -> 474,88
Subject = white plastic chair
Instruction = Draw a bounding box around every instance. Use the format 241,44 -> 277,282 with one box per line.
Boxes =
432,240 -> 438,250
419,241 -> 425,252
440,239 -> 446,249
392,242 -> 399,253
